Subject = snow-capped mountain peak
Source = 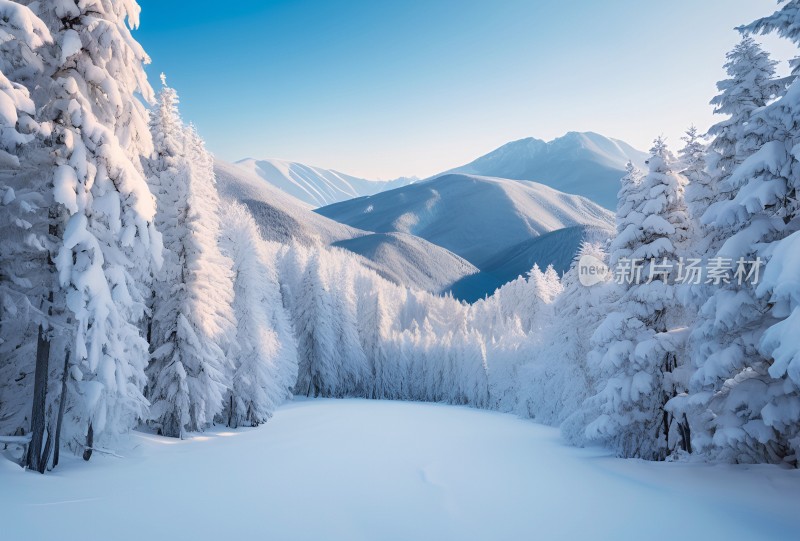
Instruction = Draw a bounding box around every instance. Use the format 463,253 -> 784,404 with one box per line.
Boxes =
235,158 -> 416,208
438,131 -> 647,209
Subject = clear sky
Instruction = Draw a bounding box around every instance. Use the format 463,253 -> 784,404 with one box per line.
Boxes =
135,0 -> 795,180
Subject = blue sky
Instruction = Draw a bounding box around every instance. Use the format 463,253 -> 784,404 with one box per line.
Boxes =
135,0 -> 795,179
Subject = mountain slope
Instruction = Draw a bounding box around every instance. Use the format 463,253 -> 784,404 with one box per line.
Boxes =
214,159 -> 477,295
235,158 -> 415,208
448,225 -> 612,301
316,174 -> 614,277
438,132 -> 647,209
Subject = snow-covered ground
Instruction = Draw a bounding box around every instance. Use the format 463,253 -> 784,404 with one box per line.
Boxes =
2,399 -> 798,541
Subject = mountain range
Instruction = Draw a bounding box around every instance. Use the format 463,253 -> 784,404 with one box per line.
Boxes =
228,131 -> 642,299
438,132 -> 647,210
214,159 -> 479,295
316,174 -> 614,300
239,132 -> 647,211
234,158 -> 416,208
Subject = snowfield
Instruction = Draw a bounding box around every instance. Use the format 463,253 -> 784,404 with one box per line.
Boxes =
2,399 -> 798,541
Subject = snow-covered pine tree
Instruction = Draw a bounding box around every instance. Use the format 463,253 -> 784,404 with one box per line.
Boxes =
26,0 -> 162,460
396,325 -> 422,399
709,0 -> 800,464
679,126 -> 714,252
743,0 -> 800,76
326,258 -> 370,397
707,37 -> 785,185
609,161 -> 645,266
674,5 -> 800,464
0,0 -> 55,471
292,252 -> 338,397
422,317 -> 447,402
276,242 -> 310,321
584,139 -> 691,460
219,202 -> 297,427
0,0 -> 50,166
680,30 -> 790,463
484,315 -> 526,413
520,242 -> 614,429
357,279 -> 396,399
455,328 -> 489,407
146,79 -> 235,437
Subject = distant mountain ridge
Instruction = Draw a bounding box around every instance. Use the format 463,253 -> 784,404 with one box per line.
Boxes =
232,131 -> 639,299
316,173 -> 615,300
235,158 -> 416,208
437,131 -> 647,209
214,159 -> 478,296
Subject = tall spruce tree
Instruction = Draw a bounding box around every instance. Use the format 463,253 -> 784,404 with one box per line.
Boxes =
29,0 -> 161,461
146,78 -> 235,438
585,139 -> 691,460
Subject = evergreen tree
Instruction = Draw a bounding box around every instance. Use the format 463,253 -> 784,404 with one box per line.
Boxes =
681,28 -> 790,464
293,253 -> 338,397
358,282 -> 395,399
707,37 -> 785,185
0,0 -> 55,471
30,0 -> 162,460
679,126 -> 714,253
220,202 -> 297,428
146,79 -> 235,437
703,0 -> 800,463
327,261 -> 370,397
585,139 -> 691,460
520,242 -> 614,428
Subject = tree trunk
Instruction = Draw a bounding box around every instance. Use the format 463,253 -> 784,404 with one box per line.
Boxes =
227,394 -> 235,428
82,422 -> 93,461
41,428 -> 53,471
679,413 -> 692,454
53,350 -> 71,468
26,323 -> 51,473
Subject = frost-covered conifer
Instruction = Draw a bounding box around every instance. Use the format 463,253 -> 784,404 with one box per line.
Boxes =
679,31 -> 790,463
325,258 -> 370,397
584,139 -> 691,460
519,242 -> 614,430
292,252 -> 338,397
679,126 -> 714,251
358,281 -> 395,399
707,37 -> 785,184
696,0 -> 800,463
27,0 -> 162,458
146,79 -> 235,437
219,202 -> 297,427
0,0 -> 54,471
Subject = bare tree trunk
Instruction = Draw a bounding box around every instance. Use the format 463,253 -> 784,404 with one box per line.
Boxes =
82,422 -> 93,461
26,323 -> 51,473
53,350 -> 71,468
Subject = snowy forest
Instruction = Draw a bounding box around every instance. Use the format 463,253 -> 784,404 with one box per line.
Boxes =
1,0 -> 800,487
